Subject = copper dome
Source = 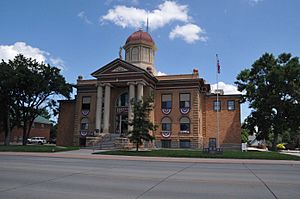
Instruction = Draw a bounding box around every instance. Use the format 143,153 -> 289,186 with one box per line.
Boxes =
125,30 -> 155,45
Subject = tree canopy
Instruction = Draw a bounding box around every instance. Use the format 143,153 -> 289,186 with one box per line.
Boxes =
235,53 -> 300,150
0,54 -> 72,145
128,96 -> 156,151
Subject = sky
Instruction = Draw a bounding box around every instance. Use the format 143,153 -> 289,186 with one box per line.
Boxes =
1,0 -> 300,121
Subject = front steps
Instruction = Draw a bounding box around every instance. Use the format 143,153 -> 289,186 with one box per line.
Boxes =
86,133 -> 132,150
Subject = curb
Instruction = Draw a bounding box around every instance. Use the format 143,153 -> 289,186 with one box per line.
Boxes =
1,152 -> 300,165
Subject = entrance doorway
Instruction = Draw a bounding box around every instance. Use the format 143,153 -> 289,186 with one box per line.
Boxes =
115,114 -> 128,136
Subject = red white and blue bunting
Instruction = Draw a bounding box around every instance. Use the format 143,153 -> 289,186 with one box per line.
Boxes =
80,130 -> 88,137
82,109 -> 90,116
180,108 -> 190,114
162,108 -> 171,115
161,131 -> 171,138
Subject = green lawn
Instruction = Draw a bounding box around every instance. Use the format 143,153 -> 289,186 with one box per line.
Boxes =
95,149 -> 300,161
0,145 -> 80,153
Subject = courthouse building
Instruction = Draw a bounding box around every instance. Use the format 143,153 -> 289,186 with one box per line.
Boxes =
57,30 -> 241,150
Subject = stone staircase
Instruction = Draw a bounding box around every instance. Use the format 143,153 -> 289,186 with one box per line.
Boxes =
86,133 -> 135,150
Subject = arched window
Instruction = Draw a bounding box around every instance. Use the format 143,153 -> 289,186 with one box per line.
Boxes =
117,92 -> 129,107
80,118 -> 89,130
180,117 -> 190,133
131,47 -> 139,61
161,117 -> 171,131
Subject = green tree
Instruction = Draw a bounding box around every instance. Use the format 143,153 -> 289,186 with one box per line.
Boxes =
235,53 -> 300,150
128,96 -> 156,151
241,128 -> 249,143
0,54 -> 72,145
0,61 -> 18,145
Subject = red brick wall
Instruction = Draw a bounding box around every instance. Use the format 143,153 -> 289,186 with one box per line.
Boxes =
57,100 -> 76,146
0,124 -> 51,143
154,88 -> 202,148
204,95 -> 241,147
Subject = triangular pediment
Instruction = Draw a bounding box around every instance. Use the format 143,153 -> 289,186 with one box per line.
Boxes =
91,58 -> 147,77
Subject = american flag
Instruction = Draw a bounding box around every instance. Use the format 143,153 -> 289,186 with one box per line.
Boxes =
216,54 -> 220,74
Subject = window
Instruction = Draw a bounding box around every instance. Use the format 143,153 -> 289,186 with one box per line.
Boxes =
161,117 -> 171,131
161,140 -> 171,148
117,92 -> 129,107
161,94 -> 172,109
82,96 -> 91,110
142,47 -> 150,62
131,47 -> 139,61
180,117 -> 190,133
180,140 -> 191,148
227,100 -> 235,111
213,100 -> 221,111
209,138 -> 216,150
80,118 -> 89,130
180,93 -> 190,108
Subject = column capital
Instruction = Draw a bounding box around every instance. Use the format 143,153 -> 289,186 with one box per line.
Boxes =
127,81 -> 136,86
96,82 -> 105,87
103,83 -> 112,87
136,81 -> 147,86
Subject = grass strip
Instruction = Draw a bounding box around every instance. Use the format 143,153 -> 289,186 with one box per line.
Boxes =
95,149 -> 300,160
0,145 -> 80,153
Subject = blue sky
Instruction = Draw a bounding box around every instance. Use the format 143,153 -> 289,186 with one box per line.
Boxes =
1,0 -> 300,121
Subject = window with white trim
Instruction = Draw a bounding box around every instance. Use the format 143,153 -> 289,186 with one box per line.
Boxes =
161,94 -> 172,109
180,117 -> 190,133
161,117 -> 171,131
82,96 -> 91,110
227,100 -> 235,111
213,100 -> 221,111
80,118 -> 89,130
180,93 -> 190,108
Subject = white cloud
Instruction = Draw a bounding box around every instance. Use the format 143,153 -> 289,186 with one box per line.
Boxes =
101,1 -> 206,44
78,11 -> 93,24
0,42 -> 65,71
0,42 -> 47,63
157,71 -> 167,76
211,82 -> 244,95
169,23 -> 207,43
101,1 -> 189,30
49,57 -> 65,71
102,5 -> 147,28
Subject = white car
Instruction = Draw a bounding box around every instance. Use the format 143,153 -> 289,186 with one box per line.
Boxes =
27,137 -> 47,145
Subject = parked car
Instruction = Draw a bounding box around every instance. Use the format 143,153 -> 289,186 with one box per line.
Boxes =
27,137 -> 47,145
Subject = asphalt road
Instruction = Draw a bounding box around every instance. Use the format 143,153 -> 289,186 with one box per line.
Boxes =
0,155 -> 299,199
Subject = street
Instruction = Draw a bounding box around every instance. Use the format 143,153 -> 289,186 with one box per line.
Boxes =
0,155 -> 299,199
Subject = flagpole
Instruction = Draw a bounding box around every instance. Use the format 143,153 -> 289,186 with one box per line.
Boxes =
216,54 -> 220,149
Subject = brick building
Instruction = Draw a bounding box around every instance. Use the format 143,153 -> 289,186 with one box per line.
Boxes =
57,30 -> 241,150
0,116 -> 51,143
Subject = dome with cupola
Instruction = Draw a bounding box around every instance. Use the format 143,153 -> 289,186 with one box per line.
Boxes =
123,29 -> 157,75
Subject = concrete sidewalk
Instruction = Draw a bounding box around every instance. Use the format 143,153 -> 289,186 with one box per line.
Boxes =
1,149 -> 300,165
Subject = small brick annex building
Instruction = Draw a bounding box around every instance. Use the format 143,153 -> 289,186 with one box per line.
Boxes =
57,30 -> 241,150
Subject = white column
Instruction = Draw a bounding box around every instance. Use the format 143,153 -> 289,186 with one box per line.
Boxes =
128,82 -> 135,132
95,83 -> 103,133
103,83 -> 111,134
137,82 -> 144,101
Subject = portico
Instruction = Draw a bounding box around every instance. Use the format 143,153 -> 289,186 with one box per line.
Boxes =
94,79 -> 146,134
